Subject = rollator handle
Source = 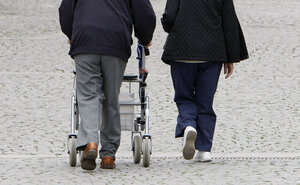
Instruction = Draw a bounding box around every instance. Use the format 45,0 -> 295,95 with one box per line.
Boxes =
137,41 -> 150,56
144,47 -> 150,56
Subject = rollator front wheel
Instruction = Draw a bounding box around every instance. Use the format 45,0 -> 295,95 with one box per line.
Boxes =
132,135 -> 142,163
142,138 -> 151,167
69,136 -> 77,167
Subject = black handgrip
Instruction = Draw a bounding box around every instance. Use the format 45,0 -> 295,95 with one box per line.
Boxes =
144,47 -> 150,56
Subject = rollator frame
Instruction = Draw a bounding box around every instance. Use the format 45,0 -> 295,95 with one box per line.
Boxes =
67,42 -> 152,167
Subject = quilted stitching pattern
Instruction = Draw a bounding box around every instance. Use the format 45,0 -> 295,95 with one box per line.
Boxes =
161,0 -> 248,64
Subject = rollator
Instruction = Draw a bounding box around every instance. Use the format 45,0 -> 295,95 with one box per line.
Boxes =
67,42 -> 152,167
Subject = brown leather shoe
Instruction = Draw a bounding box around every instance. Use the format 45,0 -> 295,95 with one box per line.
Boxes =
100,156 -> 115,169
81,142 -> 98,170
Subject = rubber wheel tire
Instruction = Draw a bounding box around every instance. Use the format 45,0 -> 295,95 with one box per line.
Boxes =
132,135 -> 142,164
142,138 -> 151,167
69,136 -> 77,167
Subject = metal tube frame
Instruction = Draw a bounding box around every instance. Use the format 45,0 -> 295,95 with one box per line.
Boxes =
137,43 -> 151,139
70,72 -> 77,136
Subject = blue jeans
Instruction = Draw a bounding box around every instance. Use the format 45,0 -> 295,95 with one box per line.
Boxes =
170,61 -> 222,152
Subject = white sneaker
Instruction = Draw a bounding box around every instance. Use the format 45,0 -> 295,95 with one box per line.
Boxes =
194,151 -> 212,162
182,126 -> 197,160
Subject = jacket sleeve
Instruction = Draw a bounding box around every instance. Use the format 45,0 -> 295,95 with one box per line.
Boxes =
58,0 -> 77,40
161,0 -> 180,33
130,0 -> 156,46
222,0 -> 248,62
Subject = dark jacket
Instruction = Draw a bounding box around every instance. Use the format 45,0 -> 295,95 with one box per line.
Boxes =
59,0 -> 156,61
161,0 -> 248,64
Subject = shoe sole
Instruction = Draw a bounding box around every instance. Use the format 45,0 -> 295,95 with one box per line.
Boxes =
100,164 -> 115,169
81,149 -> 97,170
183,130 -> 197,160
195,158 -> 212,162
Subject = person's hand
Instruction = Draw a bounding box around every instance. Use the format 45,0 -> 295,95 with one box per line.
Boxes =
224,63 -> 234,79
68,39 -> 71,45
143,41 -> 152,48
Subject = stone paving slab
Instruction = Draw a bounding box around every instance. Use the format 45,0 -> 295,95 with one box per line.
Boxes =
0,155 -> 299,185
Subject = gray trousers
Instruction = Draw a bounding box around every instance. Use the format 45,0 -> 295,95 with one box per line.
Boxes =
74,54 -> 126,159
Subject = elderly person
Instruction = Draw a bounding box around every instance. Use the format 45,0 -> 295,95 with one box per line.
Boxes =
59,0 -> 156,170
161,0 -> 248,161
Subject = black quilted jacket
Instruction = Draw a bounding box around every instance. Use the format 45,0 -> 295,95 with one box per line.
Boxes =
161,0 -> 249,64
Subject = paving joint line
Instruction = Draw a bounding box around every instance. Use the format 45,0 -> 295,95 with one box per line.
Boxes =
1,153 -> 299,160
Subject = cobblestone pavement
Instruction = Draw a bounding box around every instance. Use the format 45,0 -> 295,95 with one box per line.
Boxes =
0,0 -> 299,184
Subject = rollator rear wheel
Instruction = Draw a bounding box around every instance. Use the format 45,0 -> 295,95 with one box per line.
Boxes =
133,135 -> 142,163
142,138 -> 151,167
69,136 -> 77,167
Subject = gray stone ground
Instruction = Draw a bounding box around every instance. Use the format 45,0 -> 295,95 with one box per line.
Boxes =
0,0 -> 300,184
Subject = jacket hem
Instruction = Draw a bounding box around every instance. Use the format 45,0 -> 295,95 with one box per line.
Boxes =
161,56 -> 229,64
69,46 -> 130,62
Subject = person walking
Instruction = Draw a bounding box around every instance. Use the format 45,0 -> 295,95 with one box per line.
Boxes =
59,0 -> 156,170
161,0 -> 248,161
